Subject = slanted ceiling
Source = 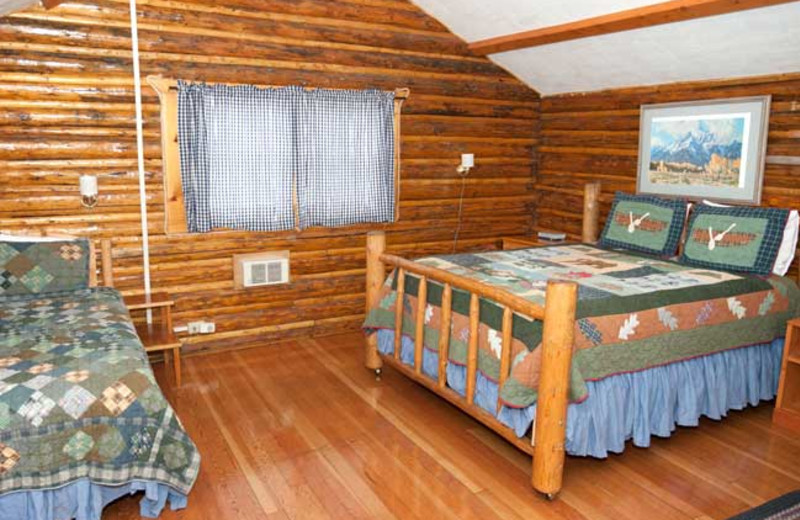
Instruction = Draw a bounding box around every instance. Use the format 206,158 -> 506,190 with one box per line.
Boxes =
0,0 -> 38,16
412,0 -> 800,95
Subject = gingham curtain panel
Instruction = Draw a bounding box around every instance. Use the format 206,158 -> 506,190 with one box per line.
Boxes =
177,82 -> 396,233
296,89 -> 396,229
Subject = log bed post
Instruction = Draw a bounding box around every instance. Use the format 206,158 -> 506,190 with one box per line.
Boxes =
582,181 -> 601,244
532,279 -> 578,499
101,240 -> 114,288
365,231 -> 386,375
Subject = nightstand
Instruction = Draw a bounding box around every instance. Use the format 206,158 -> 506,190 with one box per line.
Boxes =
125,292 -> 182,387
774,318 -> 800,432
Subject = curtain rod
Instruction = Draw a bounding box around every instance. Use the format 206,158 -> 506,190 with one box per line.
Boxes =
146,75 -> 410,100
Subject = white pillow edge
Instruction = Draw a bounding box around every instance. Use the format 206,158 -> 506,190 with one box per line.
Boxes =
775,210 -> 799,276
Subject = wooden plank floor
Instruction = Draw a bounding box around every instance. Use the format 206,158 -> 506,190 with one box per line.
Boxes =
105,333 -> 800,519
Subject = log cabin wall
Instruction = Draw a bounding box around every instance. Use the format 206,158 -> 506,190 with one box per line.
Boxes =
0,0 -> 539,352
536,73 -> 800,278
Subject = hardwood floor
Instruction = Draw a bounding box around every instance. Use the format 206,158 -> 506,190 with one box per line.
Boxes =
105,333 -> 800,519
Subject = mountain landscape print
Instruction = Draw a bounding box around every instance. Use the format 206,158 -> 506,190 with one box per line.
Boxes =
648,115 -> 747,187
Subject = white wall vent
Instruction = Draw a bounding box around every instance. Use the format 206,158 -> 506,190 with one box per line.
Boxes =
233,251 -> 289,289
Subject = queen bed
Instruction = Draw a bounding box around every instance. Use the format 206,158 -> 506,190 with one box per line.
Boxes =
0,235 -> 199,519
362,183 -> 800,498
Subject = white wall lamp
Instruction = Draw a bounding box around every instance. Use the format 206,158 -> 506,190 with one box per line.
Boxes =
79,175 -> 99,208
457,153 -> 474,176
79,172 -> 129,208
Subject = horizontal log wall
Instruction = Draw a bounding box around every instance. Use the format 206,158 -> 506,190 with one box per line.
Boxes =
0,0 -> 539,352
536,73 -> 800,278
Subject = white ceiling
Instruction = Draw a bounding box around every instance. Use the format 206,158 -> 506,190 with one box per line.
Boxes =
0,0 -> 38,17
412,0 -> 800,95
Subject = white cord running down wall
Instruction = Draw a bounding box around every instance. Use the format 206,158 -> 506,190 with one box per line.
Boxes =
451,171 -> 468,253
128,0 -> 153,323
451,153 -> 474,253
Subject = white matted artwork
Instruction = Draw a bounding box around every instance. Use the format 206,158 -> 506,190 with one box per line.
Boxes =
637,96 -> 771,204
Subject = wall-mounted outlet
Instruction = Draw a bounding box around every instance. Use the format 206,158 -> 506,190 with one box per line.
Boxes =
199,322 -> 215,334
187,321 -> 215,335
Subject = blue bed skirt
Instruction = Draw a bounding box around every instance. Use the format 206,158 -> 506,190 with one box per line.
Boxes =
376,330 -> 783,458
0,479 -> 188,520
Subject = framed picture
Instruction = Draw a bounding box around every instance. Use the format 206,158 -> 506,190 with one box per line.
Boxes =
637,96 -> 771,204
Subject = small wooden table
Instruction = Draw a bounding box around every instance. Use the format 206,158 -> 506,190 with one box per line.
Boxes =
125,292 -> 182,387
774,318 -> 800,432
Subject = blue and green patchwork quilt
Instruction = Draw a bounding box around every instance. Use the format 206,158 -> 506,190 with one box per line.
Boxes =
364,244 -> 800,409
0,287 -> 199,497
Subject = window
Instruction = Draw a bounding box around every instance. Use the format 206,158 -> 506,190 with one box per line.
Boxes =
148,76 -> 407,234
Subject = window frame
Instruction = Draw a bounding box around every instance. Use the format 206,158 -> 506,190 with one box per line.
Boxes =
147,75 -> 408,235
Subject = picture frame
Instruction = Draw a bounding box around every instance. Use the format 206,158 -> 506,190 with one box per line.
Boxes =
637,96 -> 771,204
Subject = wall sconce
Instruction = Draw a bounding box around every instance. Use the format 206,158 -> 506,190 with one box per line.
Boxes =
79,175 -> 99,208
457,153 -> 474,176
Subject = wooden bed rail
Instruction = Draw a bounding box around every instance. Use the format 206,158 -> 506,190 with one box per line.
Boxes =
378,253 -> 547,320
364,231 -> 578,498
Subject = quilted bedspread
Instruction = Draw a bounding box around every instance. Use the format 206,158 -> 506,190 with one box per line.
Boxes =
363,244 -> 800,408
0,287 -> 199,496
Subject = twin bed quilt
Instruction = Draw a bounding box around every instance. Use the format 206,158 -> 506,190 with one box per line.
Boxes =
363,244 -> 800,410
0,287 -> 199,498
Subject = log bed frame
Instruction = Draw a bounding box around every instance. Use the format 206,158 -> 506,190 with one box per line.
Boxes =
363,181 -> 800,499
363,182 -> 602,499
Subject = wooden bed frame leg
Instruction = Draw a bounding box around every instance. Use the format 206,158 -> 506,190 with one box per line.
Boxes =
365,231 -> 386,375
582,181 -> 601,244
532,280 -> 578,499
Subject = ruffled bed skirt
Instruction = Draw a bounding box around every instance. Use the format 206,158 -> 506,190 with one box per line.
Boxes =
0,479 -> 188,520
376,330 -> 783,458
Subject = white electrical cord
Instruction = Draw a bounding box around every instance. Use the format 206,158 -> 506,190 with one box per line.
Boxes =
128,0 -> 153,323
451,169 -> 468,253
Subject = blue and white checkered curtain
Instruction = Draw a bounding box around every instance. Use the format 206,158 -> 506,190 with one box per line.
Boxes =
296,89 -> 396,229
177,82 -> 396,233
177,81 -> 297,233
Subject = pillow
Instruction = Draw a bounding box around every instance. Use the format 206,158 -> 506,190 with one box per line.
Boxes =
680,205 -> 789,276
0,238 -> 90,296
598,192 -> 688,257
701,200 -> 799,276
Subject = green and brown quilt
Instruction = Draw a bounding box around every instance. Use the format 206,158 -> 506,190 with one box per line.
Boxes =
0,287 -> 199,496
363,244 -> 800,408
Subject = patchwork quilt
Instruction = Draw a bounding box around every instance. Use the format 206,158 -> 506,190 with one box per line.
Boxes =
363,244 -> 800,409
0,287 -> 199,496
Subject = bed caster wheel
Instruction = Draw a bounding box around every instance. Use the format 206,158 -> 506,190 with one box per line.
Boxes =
544,493 -> 557,502
374,368 -> 382,381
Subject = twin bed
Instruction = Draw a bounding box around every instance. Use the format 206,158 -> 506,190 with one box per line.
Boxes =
363,183 -> 800,498
0,237 -> 198,519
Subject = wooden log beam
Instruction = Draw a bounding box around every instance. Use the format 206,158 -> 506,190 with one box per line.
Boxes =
469,0 -> 798,55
